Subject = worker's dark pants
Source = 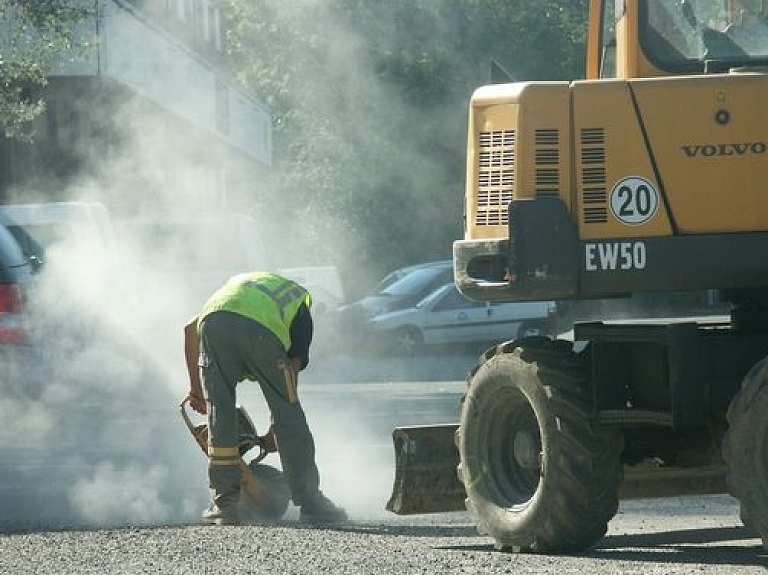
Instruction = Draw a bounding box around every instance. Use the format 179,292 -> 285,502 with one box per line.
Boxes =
199,311 -> 320,509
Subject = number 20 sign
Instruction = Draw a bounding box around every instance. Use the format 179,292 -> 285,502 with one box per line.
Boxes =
609,176 -> 659,226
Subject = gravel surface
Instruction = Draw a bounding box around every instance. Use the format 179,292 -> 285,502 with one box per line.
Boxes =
2,496 -> 766,574
4,350 -> 767,574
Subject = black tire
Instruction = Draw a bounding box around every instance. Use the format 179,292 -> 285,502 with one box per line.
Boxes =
457,338 -> 624,553
517,321 -> 552,339
392,326 -> 423,355
723,356 -> 768,544
238,463 -> 291,521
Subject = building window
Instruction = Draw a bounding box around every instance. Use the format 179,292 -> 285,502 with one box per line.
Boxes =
177,0 -> 190,21
193,0 -> 205,38
201,0 -> 210,41
209,4 -> 221,50
215,80 -> 229,135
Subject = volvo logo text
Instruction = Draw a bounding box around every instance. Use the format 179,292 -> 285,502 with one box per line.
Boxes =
681,142 -> 767,157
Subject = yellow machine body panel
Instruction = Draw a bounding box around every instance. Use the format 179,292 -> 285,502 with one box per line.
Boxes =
570,80 -> 674,240
458,71 -> 768,301
573,73 -> 768,239
630,73 -> 768,233
465,73 -> 768,244
466,82 -> 572,240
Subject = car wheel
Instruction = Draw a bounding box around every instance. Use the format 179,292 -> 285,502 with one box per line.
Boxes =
516,320 -> 551,339
393,326 -> 423,355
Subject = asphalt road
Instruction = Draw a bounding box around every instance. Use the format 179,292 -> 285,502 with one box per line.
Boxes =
1,351 -> 767,574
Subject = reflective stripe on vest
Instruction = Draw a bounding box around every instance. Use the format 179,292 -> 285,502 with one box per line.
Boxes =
198,272 -> 311,350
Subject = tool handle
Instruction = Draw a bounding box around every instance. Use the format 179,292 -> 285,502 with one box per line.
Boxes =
179,395 -> 210,454
179,395 -> 199,434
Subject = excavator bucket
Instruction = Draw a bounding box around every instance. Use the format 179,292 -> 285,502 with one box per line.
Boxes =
386,423 -> 467,515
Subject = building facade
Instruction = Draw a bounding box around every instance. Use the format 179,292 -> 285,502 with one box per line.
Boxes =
0,0 -> 272,214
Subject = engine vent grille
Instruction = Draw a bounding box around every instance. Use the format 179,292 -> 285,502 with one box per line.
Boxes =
580,127 -> 607,224
534,129 -> 560,196
476,130 -> 515,226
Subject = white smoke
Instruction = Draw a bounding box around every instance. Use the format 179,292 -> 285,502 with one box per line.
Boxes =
0,2 -> 474,531
70,462 -> 199,526
0,224 -> 209,529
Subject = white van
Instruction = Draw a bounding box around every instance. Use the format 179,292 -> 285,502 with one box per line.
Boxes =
0,201 -> 113,261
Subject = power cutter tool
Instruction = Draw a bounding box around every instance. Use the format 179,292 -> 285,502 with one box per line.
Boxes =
180,395 -> 290,520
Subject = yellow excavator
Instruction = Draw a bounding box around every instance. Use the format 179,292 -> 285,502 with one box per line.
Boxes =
387,0 -> 768,553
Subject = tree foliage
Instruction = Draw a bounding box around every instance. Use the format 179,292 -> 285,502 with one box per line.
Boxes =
221,0 -> 588,287
1,0 -> 588,289
0,0 -> 91,140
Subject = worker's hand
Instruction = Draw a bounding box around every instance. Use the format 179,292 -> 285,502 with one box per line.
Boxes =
261,424 -> 278,453
187,393 -> 207,415
290,357 -> 304,374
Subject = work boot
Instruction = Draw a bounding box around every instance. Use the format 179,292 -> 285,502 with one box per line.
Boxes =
299,492 -> 347,524
201,502 -> 240,526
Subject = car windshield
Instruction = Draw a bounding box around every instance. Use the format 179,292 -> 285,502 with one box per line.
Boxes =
376,268 -> 413,292
0,225 -> 27,268
4,224 -> 44,262
642,0 -> 768,68
381,266 -> 448,297
414,284 -> 450,309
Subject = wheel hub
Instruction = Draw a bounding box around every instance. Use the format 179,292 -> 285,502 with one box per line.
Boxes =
513,430 -> 541,470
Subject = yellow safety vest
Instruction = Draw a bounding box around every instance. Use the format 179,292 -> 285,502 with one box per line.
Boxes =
198,272 -> 311,350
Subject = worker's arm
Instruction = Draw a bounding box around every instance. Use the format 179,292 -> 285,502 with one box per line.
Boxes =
287,303 -> 313,372
184,316 -> 207,414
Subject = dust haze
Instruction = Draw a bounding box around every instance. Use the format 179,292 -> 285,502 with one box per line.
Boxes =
0,3 -> 467,530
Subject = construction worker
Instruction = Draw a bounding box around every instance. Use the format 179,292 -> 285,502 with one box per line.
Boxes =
184,271 -> 347,525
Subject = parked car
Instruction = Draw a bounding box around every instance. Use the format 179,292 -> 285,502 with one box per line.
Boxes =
323,260 -> 453,351
0,215 -> 40,346
357,260 -> 453,317
0,201 -> 113,263
332,260 -> 452,323
367,283 -> 559,354
372,260 -> 451,294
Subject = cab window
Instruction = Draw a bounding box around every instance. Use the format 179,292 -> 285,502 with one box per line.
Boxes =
641,0 -> 768,72
600,0 -> 618,78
